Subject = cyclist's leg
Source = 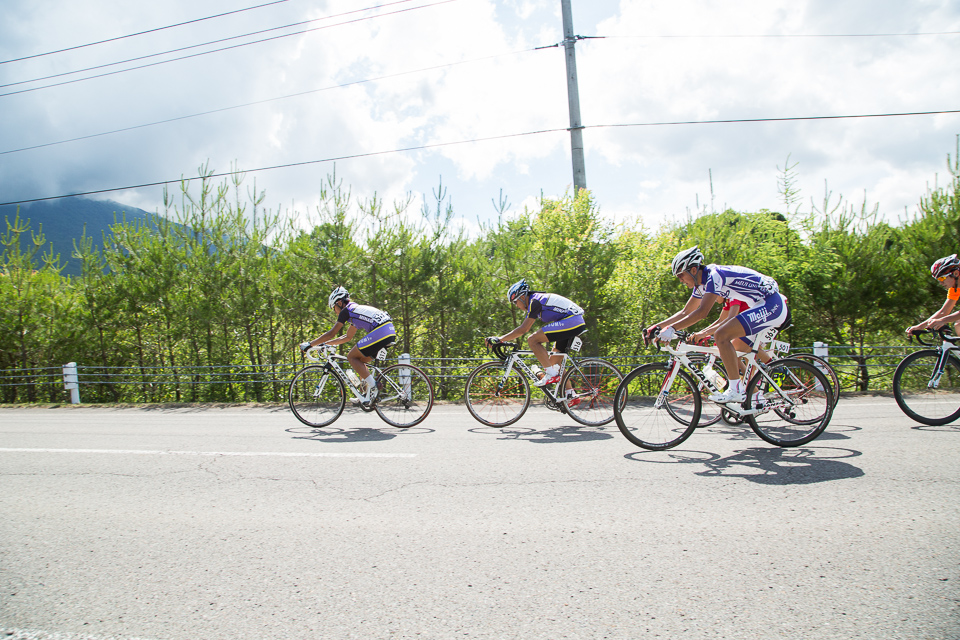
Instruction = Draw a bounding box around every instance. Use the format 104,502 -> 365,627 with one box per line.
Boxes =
526,330 -> 554,370
347,345 -> 374,379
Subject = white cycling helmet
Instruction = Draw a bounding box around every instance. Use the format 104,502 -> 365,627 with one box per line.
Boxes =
507,278 -> 530,302
671,245 -> 704,277
931,254 -> 960,279
328,286 -> 349,308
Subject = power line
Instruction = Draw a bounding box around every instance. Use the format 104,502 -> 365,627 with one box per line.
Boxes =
594,30 -> 960,40
0,47 -> 541,156
3,108 -> 959,207
0,0 -> 459,98
0,0 -> 425,90
0,0 -> 293,65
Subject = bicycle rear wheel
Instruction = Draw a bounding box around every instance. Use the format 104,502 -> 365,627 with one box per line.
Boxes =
465,361 -> 531,427
560,358 -> 623,426
288,365 -> 346,428
613,363 -> 700,450
893,350 -> 960,426
745,359 -> 832,446
374,363 -> 434,427
783,353 -> 840,409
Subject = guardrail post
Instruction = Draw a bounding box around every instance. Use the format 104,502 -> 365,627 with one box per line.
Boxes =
62,362 -> 80,404
813,342 -> 829,361
400,353 -> 411,396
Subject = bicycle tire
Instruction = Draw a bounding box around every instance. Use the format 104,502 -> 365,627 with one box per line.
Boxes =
745,358 -> 832,447
892,350 -> 960,426
559,358 -> 623,426
464,361 -> 532,427
374,363 -> 434,427
613,362 -> 701,450
782,353 -> 841,409
288,365 -> 346,428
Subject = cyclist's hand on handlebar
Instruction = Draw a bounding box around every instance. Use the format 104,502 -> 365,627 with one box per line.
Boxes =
658,326 -> 677,342
299,341 -> 312,354
485,336 -> 501,349
692,332 -> 712,346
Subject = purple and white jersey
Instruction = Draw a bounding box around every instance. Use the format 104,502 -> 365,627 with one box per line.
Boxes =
527,292 -> 584,324
691,264 -> 779,307
337,302 -> 391,333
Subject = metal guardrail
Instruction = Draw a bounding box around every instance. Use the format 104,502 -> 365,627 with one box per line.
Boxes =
0,343 -> 932,404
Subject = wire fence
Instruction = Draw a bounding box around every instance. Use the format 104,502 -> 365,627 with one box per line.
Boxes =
0,343 -> 931,405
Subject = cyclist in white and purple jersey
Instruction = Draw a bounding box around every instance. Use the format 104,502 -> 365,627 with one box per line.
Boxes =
299,286 -> 397,404
486,279 -> 586,391
645,246 -> 789,404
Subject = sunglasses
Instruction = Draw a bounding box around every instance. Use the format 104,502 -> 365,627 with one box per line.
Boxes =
938,274 -> 953,283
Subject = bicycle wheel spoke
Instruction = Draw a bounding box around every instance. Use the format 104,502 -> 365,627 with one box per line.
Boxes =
894,351 -> 960,425
561,359 -> 622,426
465,362 -> 531,427
288,366 -> 346,428
614,363 -> 700,450
747,359 -> 831,446
374,364 -> 434,428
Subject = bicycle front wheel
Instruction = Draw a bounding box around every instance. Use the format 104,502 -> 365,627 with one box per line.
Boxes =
560,358 -> 623,426
613,363 -> 700,450
374,363 -> 434,427
893,350 -> 960,426
465,361 -> 531,427
288,365 -> 346,427
746,358 -> 832,446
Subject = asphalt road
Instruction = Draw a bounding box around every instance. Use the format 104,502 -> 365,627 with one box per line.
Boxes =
0,396 -> 958,640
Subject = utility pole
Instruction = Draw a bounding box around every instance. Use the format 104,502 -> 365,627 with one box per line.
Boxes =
560,0 -> 586,194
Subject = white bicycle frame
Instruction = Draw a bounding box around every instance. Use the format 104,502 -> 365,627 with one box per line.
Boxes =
304,345 -> 380,403
656,334 -> 798,417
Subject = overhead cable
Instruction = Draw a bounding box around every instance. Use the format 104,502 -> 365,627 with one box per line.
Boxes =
0,47 -> 541,156
0,0 -> 425,89
0,0 -> 459,98
0,0 -> 292,65
3,108 -> 959,207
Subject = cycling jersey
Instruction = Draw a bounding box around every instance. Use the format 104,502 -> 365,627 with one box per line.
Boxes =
692,264 -> 779,306
337,302 -> 392,332
949,288 -> 960,302
527,293 -> 584,324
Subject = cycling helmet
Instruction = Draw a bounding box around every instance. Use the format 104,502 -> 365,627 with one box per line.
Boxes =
930,254 -> 960,279
507,278 -> 530,302
671,245 -> 704,276
328,285 -> 349,308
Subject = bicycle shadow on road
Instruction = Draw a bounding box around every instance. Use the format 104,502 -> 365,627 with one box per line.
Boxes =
286,425 -> 433,443
912,423 -> 960,432
469,424 -> 614,443
697,421 -> 859,443
625,446 -> 864,485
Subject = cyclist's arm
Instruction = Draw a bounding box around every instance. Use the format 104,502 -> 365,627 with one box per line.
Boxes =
325,324 -> 358,346
497,317 -> 537,343
909,296 -> 958,333
310,322 -> 348,347
666,292 -> 722,331
647,295 -> 701,334
696,304 -> 736,339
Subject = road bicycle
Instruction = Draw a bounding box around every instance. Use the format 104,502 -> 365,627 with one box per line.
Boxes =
464,337 -> 623,427
893,328 -> 960,425
613,328 -> 834,450
682,335 -> 841,429
289,344 -> 434,428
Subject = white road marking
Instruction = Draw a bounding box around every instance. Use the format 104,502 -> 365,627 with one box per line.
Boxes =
0,448 -> 416,458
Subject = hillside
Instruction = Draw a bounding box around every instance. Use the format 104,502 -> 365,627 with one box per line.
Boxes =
0,198 -> 157,276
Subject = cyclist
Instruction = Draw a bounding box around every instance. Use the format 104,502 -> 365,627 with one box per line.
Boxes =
907,254 -> 960,334
486,279 -> 586,398
645,246 -> 788,404
300,286 -> 397,404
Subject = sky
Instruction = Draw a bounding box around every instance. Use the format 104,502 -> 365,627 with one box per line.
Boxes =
1,0 -> 959,234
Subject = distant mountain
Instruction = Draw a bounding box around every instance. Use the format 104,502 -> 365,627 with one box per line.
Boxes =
0,198 -> 157,276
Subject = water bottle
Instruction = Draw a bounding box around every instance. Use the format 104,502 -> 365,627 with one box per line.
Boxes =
703,364 -> 727,391
346,369 -> 361,389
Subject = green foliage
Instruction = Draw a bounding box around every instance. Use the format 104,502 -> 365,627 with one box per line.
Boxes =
4,140 -> 960,401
